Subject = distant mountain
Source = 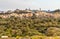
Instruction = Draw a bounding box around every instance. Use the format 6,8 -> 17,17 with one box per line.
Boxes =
49,9 -> 60,13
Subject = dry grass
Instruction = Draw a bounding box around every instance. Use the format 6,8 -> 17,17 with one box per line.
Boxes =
0,36 -> 60,39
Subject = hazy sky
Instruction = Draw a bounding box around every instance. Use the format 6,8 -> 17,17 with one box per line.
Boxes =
0,0 -> 60,11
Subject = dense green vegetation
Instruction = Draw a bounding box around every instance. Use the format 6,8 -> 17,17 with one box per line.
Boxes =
0,16 -> 60,37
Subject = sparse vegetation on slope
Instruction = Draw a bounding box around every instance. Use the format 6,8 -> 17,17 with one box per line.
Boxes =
0,9 -> 60,39
0,16 -> 60,37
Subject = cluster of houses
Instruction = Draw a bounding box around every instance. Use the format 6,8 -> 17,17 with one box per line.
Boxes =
0,9 -> 60,18
0,9 -> 33,18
